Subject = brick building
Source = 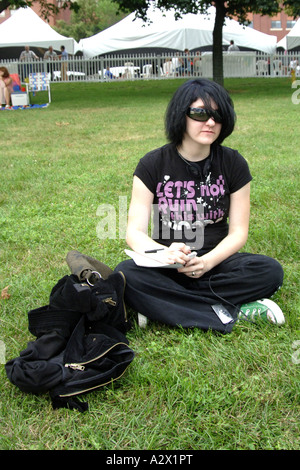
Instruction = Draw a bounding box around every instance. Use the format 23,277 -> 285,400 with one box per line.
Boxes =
0,0 -> 71,26
245,11 -> 298,42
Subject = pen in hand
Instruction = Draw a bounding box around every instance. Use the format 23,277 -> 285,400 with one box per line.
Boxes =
144,247 -> 197,254
144,249 -> 165,253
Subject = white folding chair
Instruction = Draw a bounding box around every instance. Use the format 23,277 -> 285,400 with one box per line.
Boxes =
273,60 -> 282,76
26,72 -> 51,104
142,64 -> 153,78
163,61 -> 175,77
256,60 -> 268,76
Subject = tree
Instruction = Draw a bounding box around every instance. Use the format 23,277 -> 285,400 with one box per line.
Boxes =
54,0 -> 129,42
112,0 -> 300,85
0,1 -> 80,20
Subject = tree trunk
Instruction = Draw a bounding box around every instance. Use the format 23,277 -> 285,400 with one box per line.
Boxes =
212,1 -> 226,86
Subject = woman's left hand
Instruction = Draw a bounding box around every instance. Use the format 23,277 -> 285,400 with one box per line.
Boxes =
177,254 -> 211,279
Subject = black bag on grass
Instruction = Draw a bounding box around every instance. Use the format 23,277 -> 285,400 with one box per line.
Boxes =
5,253 -> 134,412
66,249 -> 114,285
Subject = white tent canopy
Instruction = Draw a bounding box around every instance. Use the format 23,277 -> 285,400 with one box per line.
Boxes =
277,18 -> 300,50
0,7 -> 80,55
80,6 -> 277,58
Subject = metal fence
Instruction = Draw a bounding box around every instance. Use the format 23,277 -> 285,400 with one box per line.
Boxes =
1,50 -> 299,83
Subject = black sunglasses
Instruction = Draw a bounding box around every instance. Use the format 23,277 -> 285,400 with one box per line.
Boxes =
187,107 -> 222,123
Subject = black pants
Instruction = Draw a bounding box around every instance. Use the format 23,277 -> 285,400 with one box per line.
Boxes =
115,253 -> 284,333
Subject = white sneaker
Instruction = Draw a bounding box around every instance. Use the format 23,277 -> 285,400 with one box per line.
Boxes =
239,299 -> 285,325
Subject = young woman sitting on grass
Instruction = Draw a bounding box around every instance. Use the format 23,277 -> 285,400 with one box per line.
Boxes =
116,78 -> 285,332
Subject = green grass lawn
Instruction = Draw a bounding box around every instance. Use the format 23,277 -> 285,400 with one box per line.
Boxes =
0,78 -> 299,450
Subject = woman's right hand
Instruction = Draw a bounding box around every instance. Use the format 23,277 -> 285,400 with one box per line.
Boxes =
163,242 -> 192,266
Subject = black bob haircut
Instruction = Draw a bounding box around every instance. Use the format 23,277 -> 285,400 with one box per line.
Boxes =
165,78 -> 236,147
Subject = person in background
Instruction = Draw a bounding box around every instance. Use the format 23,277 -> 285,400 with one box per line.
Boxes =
104,67 -> 115,79
289,56 -> 299,83
183,48 -> 192,75
0,66 -> 13,108
19,45 -> 38,61
19,45 -> 38,81
228,40 -> 240,52
193,51 -> 202,76
59,45 -> 68,81
43,46 -> 58,81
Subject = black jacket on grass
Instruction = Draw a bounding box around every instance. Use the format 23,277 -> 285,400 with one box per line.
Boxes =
5,271 -> 134,412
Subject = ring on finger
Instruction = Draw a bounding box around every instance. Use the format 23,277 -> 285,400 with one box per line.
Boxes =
192,271 -> 196,277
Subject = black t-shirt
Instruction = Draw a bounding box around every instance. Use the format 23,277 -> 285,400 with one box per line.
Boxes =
133,143 -> 252,253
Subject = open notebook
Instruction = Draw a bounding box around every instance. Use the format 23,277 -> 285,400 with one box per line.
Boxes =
124,249 -> 196,268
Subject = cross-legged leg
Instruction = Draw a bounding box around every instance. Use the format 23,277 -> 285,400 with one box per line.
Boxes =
115,252 -> 283,333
